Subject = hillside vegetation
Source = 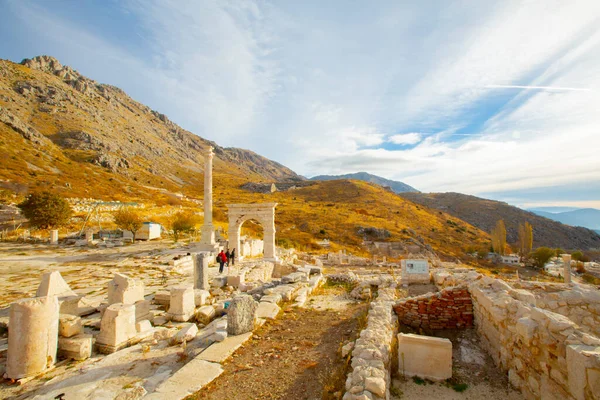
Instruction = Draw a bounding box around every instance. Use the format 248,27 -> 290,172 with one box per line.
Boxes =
399,192 -> 600,250
0,56 -> 492,258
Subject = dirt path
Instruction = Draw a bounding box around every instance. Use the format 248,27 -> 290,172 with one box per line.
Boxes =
192,296 -> 366,400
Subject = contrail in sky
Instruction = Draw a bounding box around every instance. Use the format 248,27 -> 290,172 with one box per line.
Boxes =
486,84 -> 591,92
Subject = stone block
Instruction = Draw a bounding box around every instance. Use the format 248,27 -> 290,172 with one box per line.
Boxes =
167,286 -> 195,322
59,314 -> 82,338
194,289 -> 210,307
135,299 -> 152,323
227,295 -> 257,336
37,271 -> 76,298
227,273 -> 245,288
397,333 -> 452,381
58,295 -> 81,315
136,320 -> 153,334
195,306 -> 216,325
567,344 -> 600,400
172,323 -> 198,344
260,294 -> 282,304
282,272 -> 305,283
58,334 -> 92,361
107,273 -> 144,305
154,291 -> 170,306
198,332 -> 253,363
256,302 -> 280,320
145,358 -> 223,400
516,317 -> 537,345
96,303 -> 137,354
193,252 -> 210,291
6,296 -> 60,380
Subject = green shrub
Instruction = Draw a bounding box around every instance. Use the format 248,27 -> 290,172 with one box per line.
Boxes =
18,191 -> 73,229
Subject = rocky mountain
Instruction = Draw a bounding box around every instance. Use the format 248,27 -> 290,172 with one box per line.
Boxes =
310,172 -> 418,193
399,192 -> 600,250
0,56 -> 302,200
531,208 -> 600,231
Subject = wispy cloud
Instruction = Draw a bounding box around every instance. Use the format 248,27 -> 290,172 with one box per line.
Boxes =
485,84 -> 592,92
387,133 -> 422,145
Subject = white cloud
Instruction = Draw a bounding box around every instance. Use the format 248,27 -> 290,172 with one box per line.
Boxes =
387,133 -> 422,145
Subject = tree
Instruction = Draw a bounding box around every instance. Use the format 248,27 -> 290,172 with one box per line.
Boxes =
531,247 -> 556,268
555,248 -> 565,257
518,222 -> 533,256
113,208 -> 143,242
171,212 -> 199,242
18,191 -> 73,229
491,220 -> 507,255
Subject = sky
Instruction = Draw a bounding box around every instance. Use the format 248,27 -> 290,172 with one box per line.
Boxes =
1,0 -> 599,209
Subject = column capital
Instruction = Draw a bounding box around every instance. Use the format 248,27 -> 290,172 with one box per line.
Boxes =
205,146 -> 214,159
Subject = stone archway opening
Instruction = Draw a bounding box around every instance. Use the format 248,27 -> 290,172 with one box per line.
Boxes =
238,218 -> 265,258
227,203 -> 277,262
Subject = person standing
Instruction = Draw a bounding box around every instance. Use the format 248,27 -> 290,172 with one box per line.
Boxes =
230,248 -> 235,265
218,250 -> 227,274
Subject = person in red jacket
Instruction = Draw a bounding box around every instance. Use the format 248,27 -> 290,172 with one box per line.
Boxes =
217,250 -> 228,274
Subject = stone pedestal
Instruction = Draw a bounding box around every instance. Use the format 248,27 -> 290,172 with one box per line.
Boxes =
96,303 -> 137,354
194,252 -> 210,290
6,296 -> 59,380
107,273 -> 145,305
50,229 -> 59,245
227,294 -> 257,336
167,286 -> 195,322
398,333 -> 452,381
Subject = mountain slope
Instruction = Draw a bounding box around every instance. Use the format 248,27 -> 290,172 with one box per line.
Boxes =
310,172 -> 418,193
0,56 -> 301,200
399,192 -> 600,250
531,208 -> 600,231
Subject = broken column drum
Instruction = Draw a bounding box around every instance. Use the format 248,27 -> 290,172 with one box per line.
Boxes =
6,296 -> 60,380
227,203 -> 278,262
561,254 -> 572,284
194,252 -> 210,291
201,146 -> 216,246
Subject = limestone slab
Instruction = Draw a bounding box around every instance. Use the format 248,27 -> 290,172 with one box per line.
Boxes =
145,358 -> 223,400
58,334 -> 92,361
59,314 -> 82,338
197,332 -> 253,363
398,333 -> 452,381
257,302 -> 280,320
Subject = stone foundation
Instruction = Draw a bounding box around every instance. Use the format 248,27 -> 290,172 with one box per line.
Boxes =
397,333 -> 452,381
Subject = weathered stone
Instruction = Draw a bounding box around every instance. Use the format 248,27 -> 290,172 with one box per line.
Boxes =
195,306 -> 216,325
59,314 -> 82,338
193,252 -> 210,290
154,291 -> 170,306
260,294 -> 283,304
145,358 -> 223,400
136,320 -> 152,334
256,302 -> 280,320
398,333 -> 452,381
172,323 -> 198,344
6,296 -> 59,379
194,289 -> 210,307
282,272 -> 305,283
58,334 -> 92,361
37,271 -> 76,298
135,299 -> 152,323
364,376 -> 386,398
107,273 -> 144,305
198,332 -> 253,363
227,295 -> 257,335
167,286 -> 195,322
96,303 -> 137,354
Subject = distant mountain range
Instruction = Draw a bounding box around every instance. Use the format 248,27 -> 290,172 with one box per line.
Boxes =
310,172 -> 419,193
530,208 -> 600,231
398,192 -> 600,250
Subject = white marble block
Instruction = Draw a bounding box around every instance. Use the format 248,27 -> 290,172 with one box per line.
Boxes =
96,303 -> 137,354
167,286 -> 195,322
107,273 -> 145,305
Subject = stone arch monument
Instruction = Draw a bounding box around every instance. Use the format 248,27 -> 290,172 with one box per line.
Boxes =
227,203 -> 277,261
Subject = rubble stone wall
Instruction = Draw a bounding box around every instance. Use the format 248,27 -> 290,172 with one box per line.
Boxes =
470,277 -> 600,400
393,286 -> 474,330
343,286 -> 398,400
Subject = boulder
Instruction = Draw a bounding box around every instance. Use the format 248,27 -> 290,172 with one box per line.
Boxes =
227,295 -> 257,336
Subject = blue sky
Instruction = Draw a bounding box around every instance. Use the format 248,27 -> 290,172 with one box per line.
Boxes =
1,0 -> 599,209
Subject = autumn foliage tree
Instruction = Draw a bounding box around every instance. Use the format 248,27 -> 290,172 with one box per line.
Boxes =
531,247 -> 555,268
171,211 -> 199,242
18,191 -> 73,229
518,222 -> 533,256
491,219 -> 507,255
113,208 -> 143,242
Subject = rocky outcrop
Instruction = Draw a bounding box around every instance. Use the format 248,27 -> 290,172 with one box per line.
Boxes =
0,106 -> 50,145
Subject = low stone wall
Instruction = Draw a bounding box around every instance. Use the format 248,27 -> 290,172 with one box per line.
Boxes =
470,277 -> 600,400
514,282 -> 600,338
393,286 -> 474,330
343,286 -> 398,400
243,262 -> 274,282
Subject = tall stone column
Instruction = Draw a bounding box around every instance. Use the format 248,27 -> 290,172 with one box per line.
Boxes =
201,146 -> 215,246
263,221 -> 277,261
562,254 -> 572,284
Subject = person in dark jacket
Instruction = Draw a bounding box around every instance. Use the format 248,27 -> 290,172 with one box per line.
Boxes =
218,250 -> 227,274
226,249 -> 231,265
230,248 -> 236,265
